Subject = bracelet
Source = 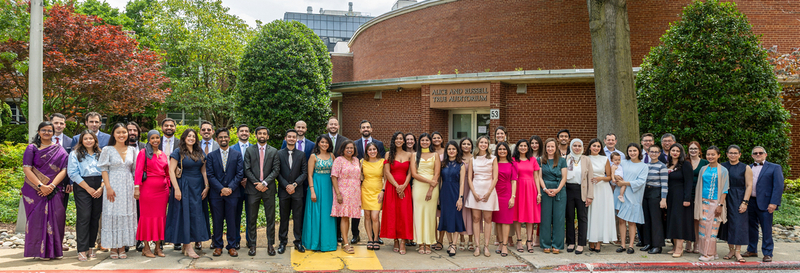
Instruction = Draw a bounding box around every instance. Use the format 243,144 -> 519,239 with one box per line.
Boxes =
742,200 -> 749,204
382,189 -> 386,192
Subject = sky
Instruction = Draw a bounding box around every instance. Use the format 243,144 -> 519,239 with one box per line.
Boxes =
101,0 -> 399,26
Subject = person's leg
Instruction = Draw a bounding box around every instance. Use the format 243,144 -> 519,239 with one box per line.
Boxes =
364,211 -> 373,245
246,194 -> 260,248
341,217 -> 351,249
224,196 -> 239,250
264,193 -> 277,248
471,209 -> 482,247
746,198 -> 760,254
759,208 -> 774,257
74,184 -> 92,253
628,222 -> 636,249
553,191 -> 567,250
483,211 -> 493,249
540,194 -> 554,249
641,195 -> 653,247
351,217 -> 361,243
576,201 -> 588,248
89,182 -> 103,254
501,224 -> 510,255
565,185 -> 578,250
210,197 -> 225,249
278,195 -> 291,246
617,217 -> 627,248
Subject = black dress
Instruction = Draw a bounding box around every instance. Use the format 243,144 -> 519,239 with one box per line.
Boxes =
665,162 -> 695,241
718,162 -> 749,245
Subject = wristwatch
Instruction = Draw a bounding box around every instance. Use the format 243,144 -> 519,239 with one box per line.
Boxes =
37,183 -> 43,188
292,182 -> 298,188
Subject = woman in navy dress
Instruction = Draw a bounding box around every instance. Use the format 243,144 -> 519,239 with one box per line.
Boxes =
719,145 -> 752,262
665,143 -> 695,257
438,141 -> 466,256
165,129 -> 210,259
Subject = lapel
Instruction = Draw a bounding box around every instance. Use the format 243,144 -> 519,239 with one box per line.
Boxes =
756,162 -> 770,187
355,139 -> 363,157
222,149 -> 235,175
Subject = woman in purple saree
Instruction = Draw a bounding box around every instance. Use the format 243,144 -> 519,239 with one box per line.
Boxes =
21,121 -> 69,260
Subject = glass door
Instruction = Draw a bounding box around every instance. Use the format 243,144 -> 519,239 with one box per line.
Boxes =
449,109 -> 490,141
452,114 -> 472,140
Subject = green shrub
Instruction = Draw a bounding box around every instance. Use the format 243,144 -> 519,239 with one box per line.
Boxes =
775,193 -> 800,227
0,101 -> 11,127
0,124 -> 28,144
636,0 -> 791,176
0,142 -> 26,223
786,179 -> 800,195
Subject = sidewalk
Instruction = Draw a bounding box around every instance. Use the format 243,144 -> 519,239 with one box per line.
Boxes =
1,241 -> 798,272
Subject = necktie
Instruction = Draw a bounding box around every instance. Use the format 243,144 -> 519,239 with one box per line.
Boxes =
222,150 -> 228,172
205,141 -> 210,154
166,139 -> 171,153
259,146 -> 265,181
288,150 -> 293,169
364,140 -> 368,155
298,140 -> 303,152
55,136 -> 60,146
242,143 -> 248,159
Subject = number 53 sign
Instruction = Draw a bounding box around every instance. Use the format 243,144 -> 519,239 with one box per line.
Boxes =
490,109 -> 500,120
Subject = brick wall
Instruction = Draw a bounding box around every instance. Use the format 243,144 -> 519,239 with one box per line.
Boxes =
331,55 -> 353,83
502,83 -> 598,144
347,0 -> 800,81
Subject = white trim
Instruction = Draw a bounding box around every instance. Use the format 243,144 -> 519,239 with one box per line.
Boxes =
448,109 -> 490,141
348,0 -> 458,48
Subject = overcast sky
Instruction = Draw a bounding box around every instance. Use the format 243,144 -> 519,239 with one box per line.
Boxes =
102,0 -> 398,26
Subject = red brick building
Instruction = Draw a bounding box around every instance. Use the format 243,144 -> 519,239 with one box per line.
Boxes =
329,0 -> 800,175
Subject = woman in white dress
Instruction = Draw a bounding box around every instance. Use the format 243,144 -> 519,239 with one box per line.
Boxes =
98,123 -> 138,259
466,135 -> 499,257
585,138 -> 615,252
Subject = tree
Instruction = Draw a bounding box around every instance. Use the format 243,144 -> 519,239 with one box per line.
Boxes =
0,0 -> 29,73
75,0 -> 134,29
0,3 -> 171,121
236,20 -> 332,147
637,0 -> 791,174
145,0 -> 254,128
124,0 -> 157,49
587,0 -> 639,146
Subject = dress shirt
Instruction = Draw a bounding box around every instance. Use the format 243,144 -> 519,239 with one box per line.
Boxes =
329,133 -> 338,144
297,137 -> 305,151
238,141 -> 250,159
258,143 -> 269,185
202,139 -> 214,154
67,151 -> 102,184
751,161 -> 764,197
163,136 -> 176,153
604,146 -> 625,160
54,133 -> 65,147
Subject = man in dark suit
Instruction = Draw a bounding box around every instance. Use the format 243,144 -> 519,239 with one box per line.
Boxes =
276,129 -> 308,254
326,116 -> 349,243
72,112 -> 110,149
159,118 -> 180,154
230,124 -> 251,250
206,128 -> 244,257
243,126 -> 280,256
50,113 -> 72,252
658,133 -> 676,164
743,146 -> 784,262
281,121 -> 315,162
351,120 -> 386,244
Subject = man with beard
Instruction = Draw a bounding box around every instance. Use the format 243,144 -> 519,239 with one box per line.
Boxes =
327,116 -> 349,156
158,118 -> 182,250
206,128 -> 244,257
230,124 -> 252,250
127,122 -> 146,150
350,120 -> 385,245
243,126 -> 280,256
197,121 -> 218,250
557,129 -> 571,158
276,129 -> 308,254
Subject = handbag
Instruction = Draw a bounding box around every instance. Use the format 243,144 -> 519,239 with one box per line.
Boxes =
27,168 -> 58,199
175,154 -> 183,178
141,152 -> 148,181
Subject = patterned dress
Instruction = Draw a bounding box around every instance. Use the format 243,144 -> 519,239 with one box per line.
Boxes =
330,156 -> 362,218
98,146 -> 138,248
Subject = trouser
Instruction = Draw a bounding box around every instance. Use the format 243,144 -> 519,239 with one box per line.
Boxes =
641,186 -> 665,247
211,195 -> 239,249
75,176 -> 103,252
236,184 -> 250,247
279,193 -> 305,245
540,180 -> 566,249
565,184 -> 587,246
747,197 -> 775,257
247,190 -> 276,247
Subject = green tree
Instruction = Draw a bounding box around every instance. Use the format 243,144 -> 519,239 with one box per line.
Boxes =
0,0 -> 28,73
145,0 -> 254,128
75,0 -> 134,28
637,0 -> 791,174
236,20 -> 332,147
124,0 -> 156,49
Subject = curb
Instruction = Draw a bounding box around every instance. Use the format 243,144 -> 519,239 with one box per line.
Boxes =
284,264 -> 529,272
554,261 -> 800,271
0,270 -> 239,273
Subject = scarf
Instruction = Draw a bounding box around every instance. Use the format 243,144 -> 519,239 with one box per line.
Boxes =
145,130 -> 161,159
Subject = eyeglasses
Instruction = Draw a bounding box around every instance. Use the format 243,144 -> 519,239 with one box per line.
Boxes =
648,150 -> 660,153
201,129 -> 213,132
39,130 -> 53,134
752,152 -> 766,155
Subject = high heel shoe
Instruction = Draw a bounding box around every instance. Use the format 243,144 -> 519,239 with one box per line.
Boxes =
500,243 -> 508,257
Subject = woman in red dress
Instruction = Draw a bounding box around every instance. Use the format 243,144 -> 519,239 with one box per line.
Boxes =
381,132 -> 414,255
134,130 -> 170,257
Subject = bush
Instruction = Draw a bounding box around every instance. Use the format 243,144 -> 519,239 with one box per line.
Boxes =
236,20 -> 332,148
636,0 -> 791,176
0,101 -> 11,126
775,193 -> 800,227
786,179 -> 800,195
0,124 -> 28,144
0,142 -> 27,223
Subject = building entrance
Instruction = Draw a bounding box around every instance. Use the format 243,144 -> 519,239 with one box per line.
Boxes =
449,109 -> 490,141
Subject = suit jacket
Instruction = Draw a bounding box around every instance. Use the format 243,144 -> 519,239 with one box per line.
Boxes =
243,143 -> 280,194
329,134 -> 349,156
658,152 -> 669,164
276,148 -> 308,198
206,148 -> 244,197
281,139 -> 315,162
159,136 -> 181,153
57,134 -> 73,184
753,161 -> 784,210
230,141 -> 251,160
354,138 -> 386,160
72,131 -> 110,149
200,139 -> 220,154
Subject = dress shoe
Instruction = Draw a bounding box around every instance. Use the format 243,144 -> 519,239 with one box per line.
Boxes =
136,241 -> 144,252
648,247 -> 662,254
295,244 -> 306,253
350,237 -> 360,244
337,237 -> 343,243
62,246 -> 69,251
234,243 -> 240,250
626,247 -> 635,254
763,255 -> 773,262
248,246 -> 257,256
213,248 -> 223,256
277,244 -> 286,254
741,251 -> 758,257
406,241 -> 416,247
228,248 -> 238,257
640,244 -> 652,251
267,246 -> 276,256
636,241 -> 645,247
174,244 -> 182,251
194,242 -> 202,250
377,238 -> 384,245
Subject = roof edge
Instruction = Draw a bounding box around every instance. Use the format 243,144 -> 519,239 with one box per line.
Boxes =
347,0 -> 458,49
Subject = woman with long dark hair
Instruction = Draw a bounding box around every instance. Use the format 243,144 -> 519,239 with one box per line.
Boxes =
458,137 -> 475,252
68,130 -> 103,261
411,133 -> 440,254
99,123 -> 138,259
512,139 -> 541,253
361,142 -> 385,251
165,129 -> 210,259
439,141 -> 467,256
613,143 -> 648,254
22,121 -> 69,260
404,133 -> 418,153
303,135 -> 337,252
492,142 -> 517,257
665,143 -> 696,257
381,132 -> 414,255
134,130 -> 169,258
693,146 -> 730,261
585,138 -> 614,252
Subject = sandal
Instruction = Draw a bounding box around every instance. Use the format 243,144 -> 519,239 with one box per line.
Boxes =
119,250 -> 128,259
343,244 -> 354,254
735,253 -> 746,263
425,245 -> 431,254
433,241 -> 443,251
89,249 -> 96,258
553,248 -> 560,254
473,245 -> 481,257
459,241 -> 466,251
723,250 -> 736,260
516,239 -> 524,252
543,248 -> 551,254
366,241 -> 374,250
483,245 -> 491,257
399,244 -> 407,255
448,244 -> 457,257
526,240 -> 535,253
393,240 -> 400,252
373,241 -> 380,251
468,241 -> 475,251
77,252 -> 88,262
418,245 -> 426,254
500,243 -> 508,257
110,250 -> 119,259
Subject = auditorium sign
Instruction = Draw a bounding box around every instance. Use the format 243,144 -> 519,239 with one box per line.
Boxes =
430,83 -> 491,109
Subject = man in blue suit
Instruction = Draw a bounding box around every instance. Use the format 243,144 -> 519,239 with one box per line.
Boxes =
206,128 -> 244,257
51,113 -> 73,251
72,112 -> 110,149
742,146 -> 784,262
281,121 -> 315,161
350,120 -> 385,245
229,124 -> 251,250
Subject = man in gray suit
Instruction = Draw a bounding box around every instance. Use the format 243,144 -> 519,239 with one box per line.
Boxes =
243,126 -> 280,256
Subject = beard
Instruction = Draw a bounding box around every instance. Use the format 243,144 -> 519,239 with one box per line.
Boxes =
164,130 -> 175,137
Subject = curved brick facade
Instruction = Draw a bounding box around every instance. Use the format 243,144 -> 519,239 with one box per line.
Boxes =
347,0 -> 800,82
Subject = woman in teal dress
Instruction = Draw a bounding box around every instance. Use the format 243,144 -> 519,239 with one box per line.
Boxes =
539,138 -> 567,254
303,135 -> 337,252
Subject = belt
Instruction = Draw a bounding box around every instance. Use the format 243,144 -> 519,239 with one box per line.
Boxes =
645,185 -> 660,189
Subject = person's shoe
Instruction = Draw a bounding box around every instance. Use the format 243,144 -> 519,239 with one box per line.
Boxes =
228,248 -> 238,257
213,248 -> 223,256
248,246 -> 256,256
378,238 -> 385,245
295,243 -> 306,253
636,241 -> 645,247
233,243 -> 240,250
763,255 -> 773,262
350,237 -> 360,244
616,247 -> 625,253
267,245 -> 276,256
194,242 -> 202,250
627,247 -> 635,254
337,237 -> 343,243
136,241 -> 144,252
648,247 -> 662,254
277,244 -> 286,254
640,244 -> 652,251
174,244 -> 182,251
406,241 -> 416,247
741,251 -> 758,257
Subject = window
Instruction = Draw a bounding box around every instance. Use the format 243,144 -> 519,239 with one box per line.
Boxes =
166,110 -> 202,126
7,101 -> 26,124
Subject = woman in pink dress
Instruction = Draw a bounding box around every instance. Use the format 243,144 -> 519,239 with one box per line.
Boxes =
134,130 -> 170,258
458,137 -> 475,251
512,139 -> 541,253
331,140 -> 362,254
466,136 -> 498,257
492,142 -> 517,257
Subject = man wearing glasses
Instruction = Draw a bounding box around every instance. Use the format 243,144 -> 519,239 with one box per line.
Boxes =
197,121 -> 219,250
639,145 -> 669,254
742,146 -> 784,262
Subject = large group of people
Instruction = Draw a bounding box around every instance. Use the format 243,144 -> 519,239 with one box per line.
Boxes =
19,113 -> 785,263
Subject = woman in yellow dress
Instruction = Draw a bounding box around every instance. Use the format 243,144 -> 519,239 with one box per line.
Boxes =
411,133 -> 441,254
361,142 -> 385,250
